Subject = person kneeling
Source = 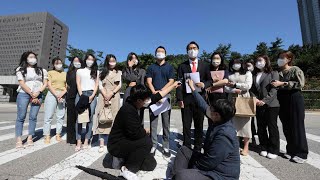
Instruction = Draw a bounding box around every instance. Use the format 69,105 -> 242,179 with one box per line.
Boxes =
172,79 -> 240,180
107,82 -> 180,180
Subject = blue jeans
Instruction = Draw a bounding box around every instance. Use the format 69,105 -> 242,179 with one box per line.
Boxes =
43,91 -> 66,136
15,92 -> 43,137
75,91 -> 97,140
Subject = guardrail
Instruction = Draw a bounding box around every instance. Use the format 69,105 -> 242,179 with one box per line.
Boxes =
302,90 -> 320,110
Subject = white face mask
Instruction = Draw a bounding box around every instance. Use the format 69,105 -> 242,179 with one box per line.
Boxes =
133,59 -> 138,66
27,57 -> 37,66
109,62 -> 116,66
86,60 -> 94,67
212,59 -> 221,67
247,65 -> 254,72
255,61 -> 266,70
277,58 -> 287,67
188,49 -> 199,58
73,62 -> 81,68
232,63 -> 241,71
143,99 -> 152,107
55,64 -> 63,70
156,52 -> 166,60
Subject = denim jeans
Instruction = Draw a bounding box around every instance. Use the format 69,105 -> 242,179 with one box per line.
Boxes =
15,92 -> 43,137
75,91 -> 97,140
43,91 -> 66,136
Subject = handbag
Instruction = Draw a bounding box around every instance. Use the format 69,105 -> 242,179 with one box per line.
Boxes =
78,109 -> 90,123
98,105 -> 113,124
234,96 -> 256,117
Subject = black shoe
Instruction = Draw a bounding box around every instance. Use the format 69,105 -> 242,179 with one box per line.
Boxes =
163,150 -> 171,158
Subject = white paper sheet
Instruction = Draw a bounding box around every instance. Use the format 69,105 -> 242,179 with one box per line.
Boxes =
150,95 -> 171,116
185,72 -> 201,93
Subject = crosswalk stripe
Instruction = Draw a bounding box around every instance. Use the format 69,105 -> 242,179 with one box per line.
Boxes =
0,123 -> 29,131
306,133 -> 320,143
240,155 -> 279,180
280,139 -> 320,170
29,146 -> 106,180
0,134 -> 66,166
0,125 -> 56,142
0,121 -> 14,125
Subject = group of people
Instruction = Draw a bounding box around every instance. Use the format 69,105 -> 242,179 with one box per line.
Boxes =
14,40 -> 308,180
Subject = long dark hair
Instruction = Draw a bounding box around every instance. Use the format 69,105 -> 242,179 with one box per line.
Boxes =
15,51 -> 43,77
229,58 -> 246,75
255,55 -> 272,74
52,57 -> 63,71
67,56 -> 84,74
84,54 -> 98,80
100,54 -> 118,81
126,52 -> 140,69
210,52 -> 227,71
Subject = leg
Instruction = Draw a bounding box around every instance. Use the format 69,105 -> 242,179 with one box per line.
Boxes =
66,98 -> 77,144
181,105 -> 193,149
15,93 -> 30,137
172,146 -> 193,176
74,94 -> 82,150
256,107 -> 268,152
161,110 -> 171,150
149,109 -> 159,149
292,92 -> 308,159
174,169 -> 211,180
267,107 -> 280,155
43,91 -> 57,136
193,104 -> 204,151
28,95 -> 42,137
55,99 -> 66,135
140,154 -> 157,171
85,95 -> 97,141
124,137 -> 153,173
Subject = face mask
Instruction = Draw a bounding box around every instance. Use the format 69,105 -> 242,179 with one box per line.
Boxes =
143,99 -> 151,107
55,64 -> 63,70
255,61 -> 266,70
188,49 -> 199,58
277,58 -> 287,67
73,62 -> 81,68
86,60 -> 94,67
27,58 -> 37,66
156,52 -> 166,60
109,62 -> 116,66
212,60 -> 221,67
232,63 -> 241,71
133,59 -> 138,65
247,65 -> 254,72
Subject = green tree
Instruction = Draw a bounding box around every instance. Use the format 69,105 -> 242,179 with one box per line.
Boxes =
253,42 -> 268,57
268,37 -> 284,62
214,43 -> 232,60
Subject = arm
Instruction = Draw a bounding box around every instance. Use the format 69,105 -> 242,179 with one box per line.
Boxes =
90,76 -> 99,102
262,72 -> 279,104
76,71 -> 82,96
140,69 -> 146,86
161,66 -> 175,90
288,68 -> 305,89
212,79 -> 229,88
195,135 -> 233,171
188,79 -> 209,113
176,65 -> 183,102
235,71 -> 253,91
18,80 -> 32,95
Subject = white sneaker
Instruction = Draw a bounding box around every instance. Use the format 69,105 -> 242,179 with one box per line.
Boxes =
260,151 -> 268,157
267,153 -> 278,159
292,156 -> 307,164
120,166 -> 139,180
98,146 -> 104,153
150,147 -> 156,154
283,153 -> 291,159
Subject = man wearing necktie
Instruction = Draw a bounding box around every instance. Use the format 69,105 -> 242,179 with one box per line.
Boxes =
176,41 -> 212,152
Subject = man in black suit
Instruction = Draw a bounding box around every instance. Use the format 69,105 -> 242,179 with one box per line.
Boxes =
176,41 -> 212,152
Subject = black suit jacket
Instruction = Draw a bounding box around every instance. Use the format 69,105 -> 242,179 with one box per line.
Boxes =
176,60 -> 212,105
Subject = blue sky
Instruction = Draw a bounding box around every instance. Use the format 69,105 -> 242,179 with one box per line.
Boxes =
1,0 -> 301,62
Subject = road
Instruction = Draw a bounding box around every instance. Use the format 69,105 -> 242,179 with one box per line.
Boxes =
0,103 -> 320,180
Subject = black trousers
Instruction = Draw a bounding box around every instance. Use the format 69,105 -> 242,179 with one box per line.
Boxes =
172,146 -> 211,180
66,98 -> 77,144
256,106 -> 280,154
181,103 -> 204,151
108,136 -> 156,173
278,90 -> 308,159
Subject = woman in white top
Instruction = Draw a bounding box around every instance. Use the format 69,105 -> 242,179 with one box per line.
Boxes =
225,58 -> 253,156
75,54 -> 99,151
15,51 -> 48,148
